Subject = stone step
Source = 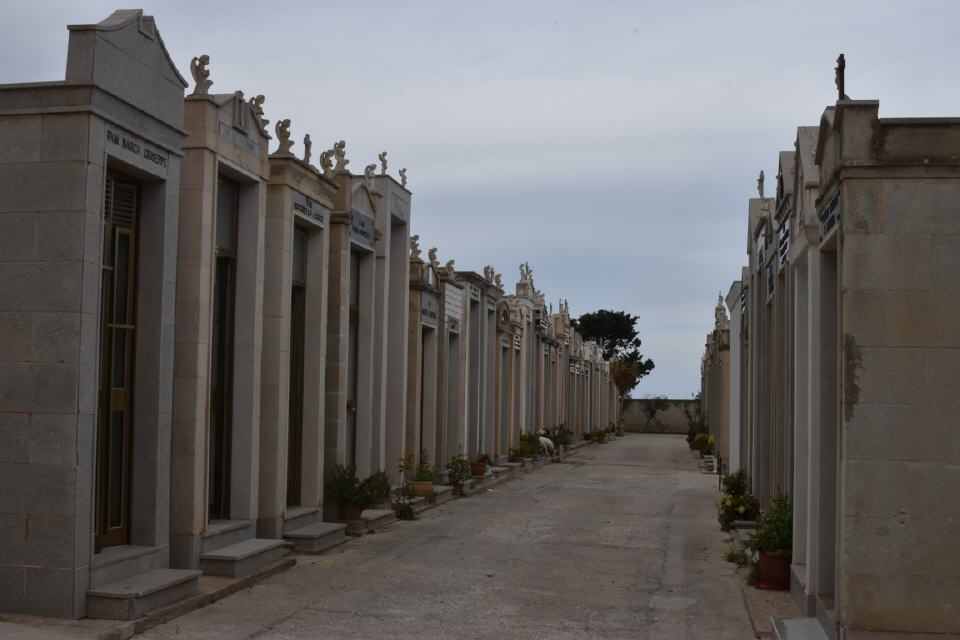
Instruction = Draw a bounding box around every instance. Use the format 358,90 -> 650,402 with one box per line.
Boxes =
282,506 -> 321,534
199,538 -> 289,577
284,521 -> 348,553
489,466 -> 510,477
432,485 -> 455,505
772,617 -> 830,640
348,508 -> 395,532
201,519 -> 255,553
87,568 -> 201,620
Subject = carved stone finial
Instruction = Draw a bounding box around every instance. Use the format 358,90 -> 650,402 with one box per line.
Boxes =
399,168 -> 408,188
410,234 -> 421,260
757,170 -> 764,198
835,53 -> 849,101
378,151 -> 388,175
190,54 -> 212,96
319,149 -> 334,178
303,134 -> 313,164
715,293 -> 729,330
549,302 -> 554,315
333,140 -> 349,171
275,119 -> 293,154
364,163 -> 377,187
519,261 -> 533,280
248,95 -> 269,135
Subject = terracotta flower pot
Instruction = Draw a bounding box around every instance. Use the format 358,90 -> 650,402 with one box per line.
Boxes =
470,461 -> 486,477
343,504 -> 364,521
755,551 -> 790,590
410,480 -> 434,501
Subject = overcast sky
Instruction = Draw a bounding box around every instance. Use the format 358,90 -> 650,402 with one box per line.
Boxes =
3,1 -> 957,397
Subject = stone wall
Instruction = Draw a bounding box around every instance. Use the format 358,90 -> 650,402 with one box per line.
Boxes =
621,399 -> 696,434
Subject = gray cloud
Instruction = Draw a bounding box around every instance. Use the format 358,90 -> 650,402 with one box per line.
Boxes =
3,0 -> 958,396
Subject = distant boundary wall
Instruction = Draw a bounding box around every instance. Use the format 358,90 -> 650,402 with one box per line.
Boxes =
621,398 -> 697,434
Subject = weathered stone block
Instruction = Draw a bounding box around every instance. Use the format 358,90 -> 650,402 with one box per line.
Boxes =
843,180 -> 883,235
24,566 -> 76,618
28,413 -> 77,465
842,235 -> 932,291
931,234 -> 960,291
0,513 -> 27,565
0,312 -> 32,362
25,514 -> 77,568
32,312 -> 81,363
0,362 -> 79,414
0,212 -> 36,260
39,114 -> 89,163
0,162 -> 87,213
35,211 -> 84,260
0,413 -> 30,463
0,116 -> 42,164
0,262 -> 82,313
884,180 -> 960,234
844,459 -> 930,518
855,347 -> 929,405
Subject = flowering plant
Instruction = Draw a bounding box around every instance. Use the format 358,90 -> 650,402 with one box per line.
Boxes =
717,470 -> 759,531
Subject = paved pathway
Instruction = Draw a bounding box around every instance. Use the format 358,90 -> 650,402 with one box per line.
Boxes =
137,434 -> 751,639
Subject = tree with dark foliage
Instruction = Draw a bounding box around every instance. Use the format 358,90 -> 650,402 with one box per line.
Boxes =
574,309 -> 654,405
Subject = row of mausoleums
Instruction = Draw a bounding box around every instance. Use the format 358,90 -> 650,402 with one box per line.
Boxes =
700,70 -> 960,638
0,10 -> 619,620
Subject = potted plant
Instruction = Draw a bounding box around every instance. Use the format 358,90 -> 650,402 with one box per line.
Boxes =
446,456 -> 472,495
507,447 -> 525,464
411,455 -> 436,501
519,432 -> 541,460
328,464 -> 370,521
470,454 -> 489,478
746,492 -> 793,590
716,470 -> 760,531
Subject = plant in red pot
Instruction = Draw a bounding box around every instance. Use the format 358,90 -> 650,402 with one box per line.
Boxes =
746,492 -> 793,590
328,464 -> 377,521
470,454 -> 489,478
446,456 -> 472,495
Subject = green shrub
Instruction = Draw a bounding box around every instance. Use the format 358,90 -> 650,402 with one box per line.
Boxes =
519,431 -> 541,457
360,470 -> 391,504
725,549 -> 749,567
445,456 -> 472,485
392,501 -> 417,520
717,491 -> 760,531
746,492 -> 793,556
722,470 -> 748,497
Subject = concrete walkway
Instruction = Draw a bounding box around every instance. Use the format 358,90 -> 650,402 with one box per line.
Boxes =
0,434 -> 752,639
137,434 -> 751,639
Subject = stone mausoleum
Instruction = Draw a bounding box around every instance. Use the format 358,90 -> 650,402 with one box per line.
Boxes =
0,10 -> 620,620
702,58 -> 960,639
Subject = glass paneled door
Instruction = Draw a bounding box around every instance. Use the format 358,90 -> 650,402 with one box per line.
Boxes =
209,178 -> 238,520
95,174 -> 138,550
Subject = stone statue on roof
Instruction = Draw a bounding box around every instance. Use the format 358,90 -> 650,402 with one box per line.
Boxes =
443,259 -> 455,276
364,163 -> 376,188
757,170 -> 764,198
189,54 -> 212,96
835,53 -> 849,100
302,134 -> 312,164
428,247 -> 439,271
399,168 -> 408,188
275,119 -> 293,154
248,95 -> 268,135
410,234 -> 421,260
319,149 -> 334,178
715,293 -> 729,330
333,140 -> 349,171
378,151 -> 388,175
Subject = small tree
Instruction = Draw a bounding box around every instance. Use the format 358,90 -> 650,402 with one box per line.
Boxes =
576,309 -> 655,415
